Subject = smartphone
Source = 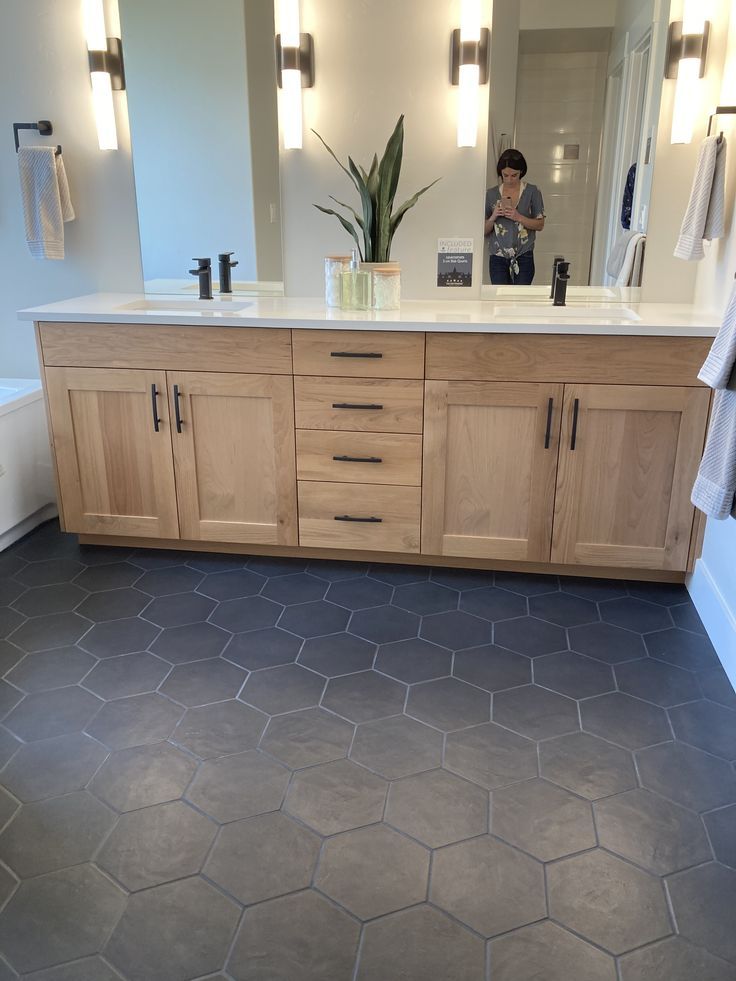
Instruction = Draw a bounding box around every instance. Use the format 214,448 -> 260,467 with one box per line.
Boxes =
502,196 -> 514,215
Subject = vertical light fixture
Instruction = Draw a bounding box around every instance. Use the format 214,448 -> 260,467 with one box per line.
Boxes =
666,3 -> 710,144
451,0 -> 489,148
83,0 -> 125,150
275,0 -> 314,150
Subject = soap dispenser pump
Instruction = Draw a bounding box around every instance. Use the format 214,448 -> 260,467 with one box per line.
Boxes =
341,249 -> 370,310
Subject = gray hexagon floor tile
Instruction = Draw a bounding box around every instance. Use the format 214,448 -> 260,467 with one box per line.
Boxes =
4,686 -> 102,742
105,877 -> 240,981
458,586 -> 526,622
1,732 -> 108,803
548,849 -> 671,955
0,865 -> 126,975
671,602 -> 710,634
315,823 -> 429,919
197,568 -> 265,600
528,591 -> 598,627
86,693 -> 183,750
581,692 -> 671,749
534,652 -> 615,699
262,573 -> 327,605
419,610 -> 494,650
430,835 -> 545,937
703,804 -> 736,868
278,600 -> 349,638
150,621 -> 230,664
374,638 -> 451,683
76,587 -> 148,623
248,556 -> 308,576
431,568 -> 493,589
326,577 -> 392,610
142,592 -> 215,628
210,595 -> 281,633
172,700 -> 267,759
668,864 -> 736,964
0,680 -> 22,718
240,663 -> 325,714
298,632 -> 375,676
615,657 -> 701,707
492,777 -> 595,861
350,715 -> 442,779
285,759 -> 387,835
159,658 -> 246,706
368,563 -> 429,585
0,786 -> 18,829
137,567 -> 203,597
669,700 -> 736,760
204,811 -> 320,904
594,788 -> 711,875
186,750 -> 289,823
23,955 -> 127,980
568,621 -> 645,663
406,677 -> 490,731
646,627 -> 719,672
636,741 -> 736,811
491,920 -> 616,980
539,732 -> 637,800
308,558 -> 366,581
495,572 -> 559,595
698,666 -> 736,709
444,721 -> 538,789
74,561 -> 141,591
393,581 -> 458,616
16,558 -> 84,587
259,707 -> 353,769
619,936 -> 736,981
12,583 -> 85,619
0,726 -> 20,769
10,612 -> 91,653
82,652 -> 170,700
5,647 -> 97,693
0,640 -> 23,678
89,741 -> 197,811
350,606 -> 419,644
0,792 -> 114,878
561,577 -> 627,602
321,670 -> 406,723
385,769 -> 487,847
453,644 -> 531,692
600,597 -> 671,633
356,905 -> 485,981
494,616 -> 567,657
80,617 -> 160,658
223,626 -> 302,670
0,608 -> 24,642
228,889 -> 360,981
494,685 -> 579,740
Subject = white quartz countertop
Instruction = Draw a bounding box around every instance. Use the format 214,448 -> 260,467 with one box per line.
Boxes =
19,293 -> 721,337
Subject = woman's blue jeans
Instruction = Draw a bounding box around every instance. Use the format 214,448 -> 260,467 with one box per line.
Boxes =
490,252 -> 535,285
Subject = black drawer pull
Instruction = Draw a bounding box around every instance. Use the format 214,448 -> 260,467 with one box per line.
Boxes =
173,384 -> 184,434
570,397 -> 580,451
330,351 -> 383,359
334,515 -> 383,523
151,384 -> 161,433
544,397 -> 553,449
333,454 -> 383,464
332,402 -> 384,410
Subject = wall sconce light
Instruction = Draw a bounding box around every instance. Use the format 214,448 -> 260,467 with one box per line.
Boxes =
275,0 -> 314,150
83,0 -> 125,150
450,0 -> 490,148
666,4 -> 710,144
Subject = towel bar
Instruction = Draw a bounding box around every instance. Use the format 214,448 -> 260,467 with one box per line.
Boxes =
13,120 -> 62,156
707,106 -> 736,140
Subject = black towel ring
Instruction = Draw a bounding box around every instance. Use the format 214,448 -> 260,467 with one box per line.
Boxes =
13,120 -> 62,156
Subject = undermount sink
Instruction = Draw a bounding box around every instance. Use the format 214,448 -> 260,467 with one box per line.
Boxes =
119,299 -> 252,314
490,285 -> 618,301
491,304 -> 641,324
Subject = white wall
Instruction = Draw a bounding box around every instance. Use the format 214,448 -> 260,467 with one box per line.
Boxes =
279,0 -> 491,299
0,0 -> 142,379
520,0 -> 616,31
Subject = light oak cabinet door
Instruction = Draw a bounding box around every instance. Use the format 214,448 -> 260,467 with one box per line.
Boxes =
169,372 -> 297,545
422,381 -> 563,561
45,366 -> 179,538
551,384 -> 710,570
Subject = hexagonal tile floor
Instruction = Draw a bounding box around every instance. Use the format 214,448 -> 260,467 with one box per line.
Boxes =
0,520 -> 734,979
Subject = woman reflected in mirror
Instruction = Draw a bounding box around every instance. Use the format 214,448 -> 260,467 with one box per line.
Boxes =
485,149 -> 545,285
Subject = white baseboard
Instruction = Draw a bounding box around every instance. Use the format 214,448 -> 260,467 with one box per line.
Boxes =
688,559 -> 736,688
0,504 -> 58,553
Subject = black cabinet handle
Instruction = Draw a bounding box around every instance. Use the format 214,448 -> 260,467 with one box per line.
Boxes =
173,384 -> 184,434
570,397 -> 580,451
330,351 -> 383,359
334,515 -> 383,523
333,455 -> 383,464
332,402 -> 384,410
151,384 -> 161,433
544,397 -> 554,449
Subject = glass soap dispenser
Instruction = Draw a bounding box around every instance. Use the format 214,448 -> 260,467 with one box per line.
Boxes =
341,249 -> 371,310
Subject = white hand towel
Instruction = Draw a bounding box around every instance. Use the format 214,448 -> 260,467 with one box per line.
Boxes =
17,146 -> 75,260
606,229 -> 637,279
699,279 -> 736,389
615,232 -> 645,286
691,385 -> 736,519
674,135 -> 726,261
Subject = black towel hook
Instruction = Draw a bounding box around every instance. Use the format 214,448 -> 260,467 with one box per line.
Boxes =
13,120 -> 61,156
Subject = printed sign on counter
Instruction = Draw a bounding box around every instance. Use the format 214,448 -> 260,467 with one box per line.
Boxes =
437,238 -> 473,287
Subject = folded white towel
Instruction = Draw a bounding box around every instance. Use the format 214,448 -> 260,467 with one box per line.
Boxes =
674,136 -> 726,261
691,386 -> 736,519
17,146 -> 75,260
606,229 -> 637,279
615,232 -> 645,287
699,279 -> 736,389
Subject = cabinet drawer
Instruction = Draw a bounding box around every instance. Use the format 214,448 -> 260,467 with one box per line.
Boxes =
298,481 -> 421,552
297,430 -> 422,485
293,330 -> 425,378
295,377 -> 423,433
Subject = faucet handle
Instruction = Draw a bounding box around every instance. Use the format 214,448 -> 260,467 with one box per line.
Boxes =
191,257 -> 211,268
218,252 -> 238,268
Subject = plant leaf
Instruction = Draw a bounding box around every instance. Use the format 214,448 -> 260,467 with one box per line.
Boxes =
387,178 -> 441,252
329,195 -> 365,232
311,128 -> 360,196
347,156 -> 374,260
313,204 -> 363,260
376,116 -> 406,260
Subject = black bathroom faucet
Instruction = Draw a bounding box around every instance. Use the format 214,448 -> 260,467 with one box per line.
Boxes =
550,256 -> 565,298
218,252 -> 238,294
188,257 -> 212,299
553,260 -> 570,306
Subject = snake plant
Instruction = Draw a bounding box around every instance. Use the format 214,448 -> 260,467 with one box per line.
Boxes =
312,115 -> 440,262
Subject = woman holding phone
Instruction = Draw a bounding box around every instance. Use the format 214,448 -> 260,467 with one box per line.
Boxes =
485,149 -> 545,285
